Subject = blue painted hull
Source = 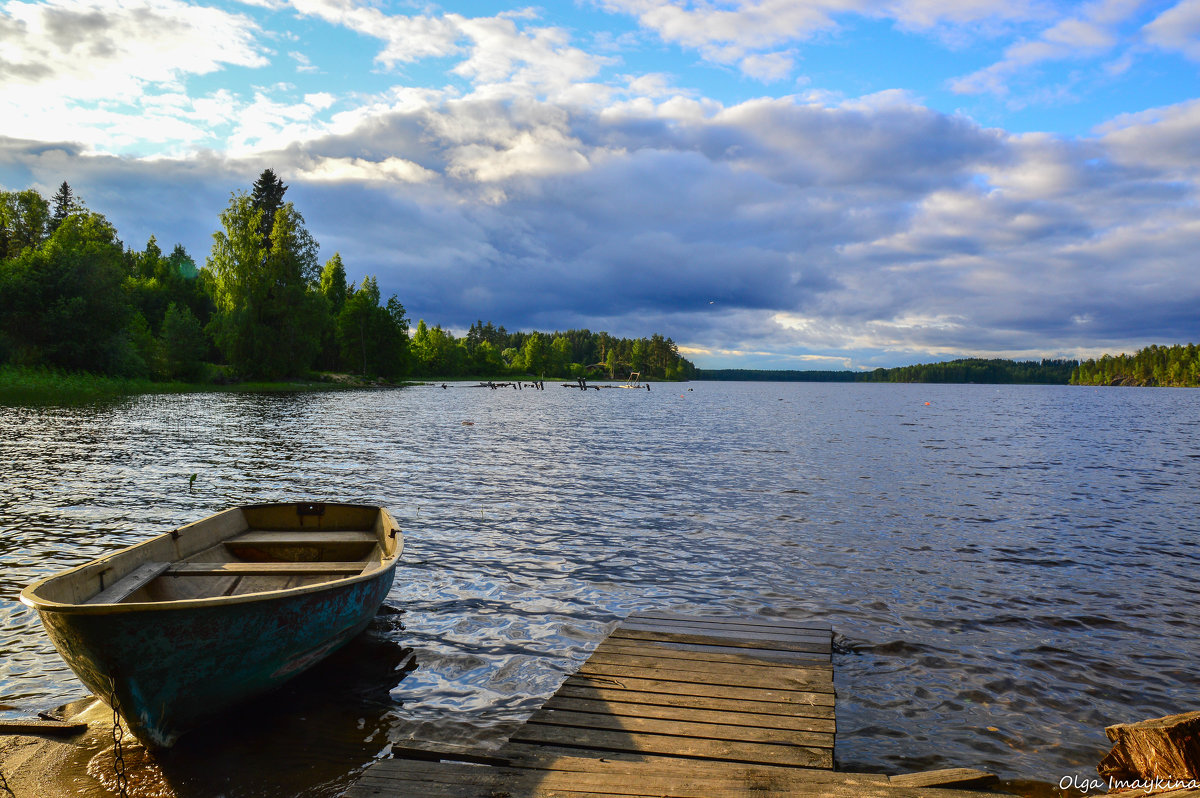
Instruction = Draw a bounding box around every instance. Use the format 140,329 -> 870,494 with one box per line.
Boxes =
36,562 -> 396,748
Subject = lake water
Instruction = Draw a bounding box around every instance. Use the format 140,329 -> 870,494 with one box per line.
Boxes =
2,381 -> 1198,796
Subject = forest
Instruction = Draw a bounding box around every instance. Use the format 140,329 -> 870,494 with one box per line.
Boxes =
699,358 -> 1080,384
0,173 -> 695,385
860,358 -> 1079,384
1071,344 -> 1200,387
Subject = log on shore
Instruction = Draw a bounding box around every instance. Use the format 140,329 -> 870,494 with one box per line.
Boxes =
1098,711 -> 1200,782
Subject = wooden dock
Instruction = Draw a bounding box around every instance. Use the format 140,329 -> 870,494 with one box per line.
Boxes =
345,611 -> 1000,797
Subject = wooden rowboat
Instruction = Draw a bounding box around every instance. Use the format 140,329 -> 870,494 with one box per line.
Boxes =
19,502 -> 402,748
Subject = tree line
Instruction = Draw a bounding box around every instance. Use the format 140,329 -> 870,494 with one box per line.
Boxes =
412,320 -> 694,380
698,358 -> 1079,384
0,173 -> 695,383
860,358 -> 1078,384
1071,344 -> 1200,387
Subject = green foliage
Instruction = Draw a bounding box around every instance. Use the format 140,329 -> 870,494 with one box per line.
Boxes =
206,189 -> 323,379
0,189 -> 50,259
471,340 -> 505,376
336,276 -> 410,378
1072,344 -> 1200,387
411,319 -> 466,377
49,182 -> 77,233
125,238 -> 213,337
250,169 -> 287,251
521,332 -> 548,376
0,210 -> 135,374
696,369 -> 857,381
0,365 -> 164,404
320,253 -> 348,314
429,322 -> 694,379
550,335 -> 571,375
0,177 -> 695,389
697,359 -> 1077,384
162,302 -> 207,380
861,358 -> 1078,384
125,311 -> 156,377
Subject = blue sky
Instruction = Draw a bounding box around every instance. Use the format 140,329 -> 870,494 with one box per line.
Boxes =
1,0 -> 1199,369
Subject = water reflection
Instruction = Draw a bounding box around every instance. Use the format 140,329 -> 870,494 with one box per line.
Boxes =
75,614 -> 414,797
2,383 -> 1199,793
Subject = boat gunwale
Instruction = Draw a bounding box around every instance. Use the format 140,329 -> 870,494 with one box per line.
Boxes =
19,503 -> 403,616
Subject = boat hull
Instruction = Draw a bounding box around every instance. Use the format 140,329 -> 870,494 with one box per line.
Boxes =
34,565 -> 396,748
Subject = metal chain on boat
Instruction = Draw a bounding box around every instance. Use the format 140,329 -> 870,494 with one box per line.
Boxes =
108,674 -> 130,798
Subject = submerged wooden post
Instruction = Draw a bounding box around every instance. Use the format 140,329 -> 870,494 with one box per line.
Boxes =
1098,711 -> 1200,783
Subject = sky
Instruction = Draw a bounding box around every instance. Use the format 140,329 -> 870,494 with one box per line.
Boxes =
1,0 -> 1199,369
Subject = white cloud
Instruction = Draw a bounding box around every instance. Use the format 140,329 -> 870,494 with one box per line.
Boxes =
739,51 -> 796,82
297,156 -> 436,183
949,0 -> 1146,96
227,91 -> 343,154
596,0 -> 1045,78
287,0 -> 462,64
289,50 -> 318,73
286,2 -> 607,97
0,0 -> 266,150
1097,97 -> 1200,173
1142,0 -> 1200,61
452,14 -> 607,93
597,0 -> 850,57
0,0 -> 266,100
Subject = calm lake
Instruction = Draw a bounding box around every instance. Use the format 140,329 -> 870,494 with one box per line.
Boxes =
2,381 -> 1198,795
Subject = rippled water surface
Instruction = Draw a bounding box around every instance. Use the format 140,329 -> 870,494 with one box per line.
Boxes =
3,382 -> 1199,795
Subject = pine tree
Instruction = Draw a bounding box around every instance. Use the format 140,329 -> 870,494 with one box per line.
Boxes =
50,181 -> 74,231
249,169 -> 287,251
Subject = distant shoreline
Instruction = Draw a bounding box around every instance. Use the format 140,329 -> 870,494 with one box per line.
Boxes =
697,357 -> 1077,385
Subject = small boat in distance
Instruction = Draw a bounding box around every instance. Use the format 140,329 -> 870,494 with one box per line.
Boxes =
20,502 -> 402,748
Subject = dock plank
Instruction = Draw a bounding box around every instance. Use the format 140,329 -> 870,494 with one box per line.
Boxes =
348,757 -> 1001,798
527,707 -> 833,748
607,628 -> 831,654
508,723 -> 833,768
626,610 -> 833,632
348,611 -> 847,796
576,660 -> 835,693
619,620 -> 833,645
597,639 -> 830,664
541,695 -> 837,733
552,684 -> 837,721
591,640 -> 834,670
562,674 -> 837,707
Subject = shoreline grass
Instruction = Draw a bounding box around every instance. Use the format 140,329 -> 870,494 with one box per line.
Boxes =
0,366 -> 401,405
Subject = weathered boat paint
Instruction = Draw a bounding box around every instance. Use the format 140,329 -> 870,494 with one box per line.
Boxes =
20,503 -> 402,748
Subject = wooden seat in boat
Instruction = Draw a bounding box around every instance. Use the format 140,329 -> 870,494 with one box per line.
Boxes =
224,530 -> 377,547
88,562 -> 172,605
166,562 -> 371,577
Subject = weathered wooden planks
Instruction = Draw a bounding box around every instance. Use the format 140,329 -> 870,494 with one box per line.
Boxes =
606,627 -> 831,655
87,561 -> 171,604
347,610 -> 857,796
225,530 -> 377,546
551,683 -> 836,721
540,695 -> 837,734
511,612 -> 837,770
1099,711 -> 1200,783
348,755 -> 1005,798
165,561 -> 368,576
